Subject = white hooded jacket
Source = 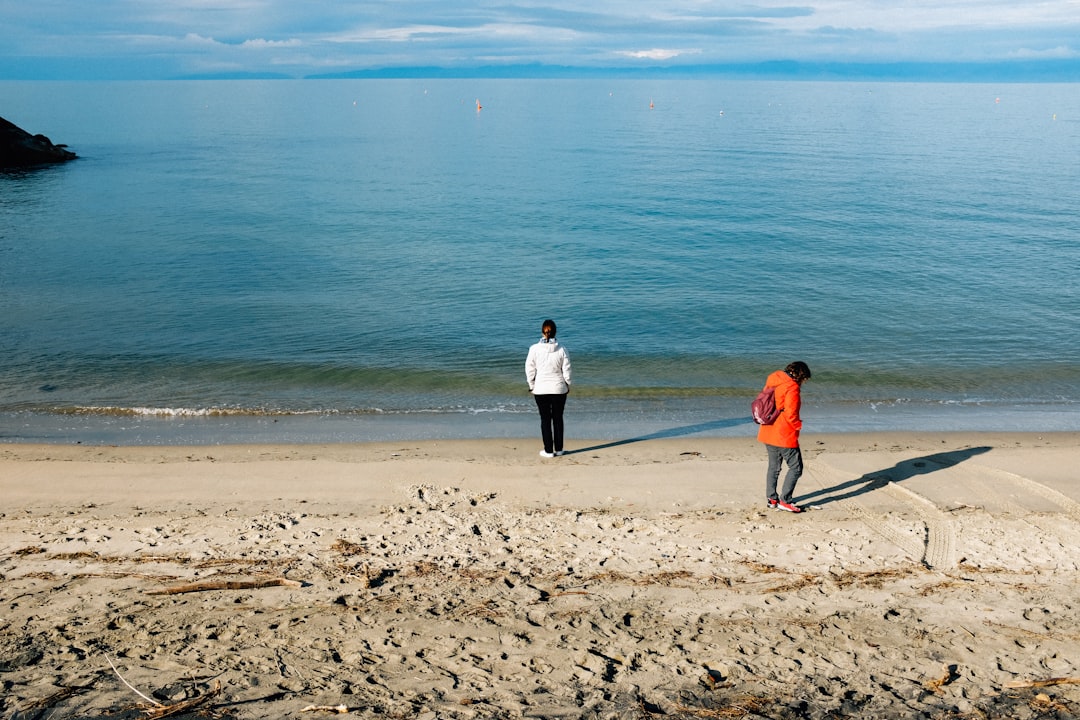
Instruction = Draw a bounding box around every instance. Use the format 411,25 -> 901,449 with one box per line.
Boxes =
525,338 -> 572,395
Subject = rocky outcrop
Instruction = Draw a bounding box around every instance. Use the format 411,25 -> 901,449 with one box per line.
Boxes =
1,116 -> 77,168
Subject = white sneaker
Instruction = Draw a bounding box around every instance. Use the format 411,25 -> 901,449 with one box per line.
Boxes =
554,451 -> 565,456
539,450 -> 555,458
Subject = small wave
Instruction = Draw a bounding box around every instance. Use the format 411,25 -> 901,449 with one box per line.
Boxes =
61,406 -> 335,418
52,404 -> 534,418
391,405 -> 529,416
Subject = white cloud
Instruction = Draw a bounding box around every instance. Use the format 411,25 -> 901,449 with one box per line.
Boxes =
326,22 -> 574,45
182,33 -> 219,46
616,48 -> 700,60
241,38 -> 302,48
1008,45 -> 1077,59
769,0 -> 1080,33
324,24 -> 468,43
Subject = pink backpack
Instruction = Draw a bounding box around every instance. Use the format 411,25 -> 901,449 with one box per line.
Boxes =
750,386 -> 781,425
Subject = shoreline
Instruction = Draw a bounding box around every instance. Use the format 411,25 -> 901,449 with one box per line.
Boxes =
3,397 -> 1079,446
3,432 -> 1079,719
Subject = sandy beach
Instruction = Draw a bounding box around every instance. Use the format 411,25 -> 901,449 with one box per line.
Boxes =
2,432 -> 1079,719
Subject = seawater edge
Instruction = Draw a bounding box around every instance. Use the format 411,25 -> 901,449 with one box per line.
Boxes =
2,398 -> 1077,445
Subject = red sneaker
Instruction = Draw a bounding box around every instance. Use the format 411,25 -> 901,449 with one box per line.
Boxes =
776,500 -> 803,513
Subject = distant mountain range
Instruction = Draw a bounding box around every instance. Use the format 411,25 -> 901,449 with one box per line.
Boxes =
167,59 -> 1080,82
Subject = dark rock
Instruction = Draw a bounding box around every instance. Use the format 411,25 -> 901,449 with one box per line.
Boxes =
1,115 -> 77,168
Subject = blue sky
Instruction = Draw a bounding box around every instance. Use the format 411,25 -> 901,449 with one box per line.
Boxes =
2,1 -> 1078,80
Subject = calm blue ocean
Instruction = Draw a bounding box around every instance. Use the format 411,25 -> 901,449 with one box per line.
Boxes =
2,79 -> 1078,444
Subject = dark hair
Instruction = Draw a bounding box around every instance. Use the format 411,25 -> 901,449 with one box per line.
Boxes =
541,319 -> 557,335
785,361 -> 811,383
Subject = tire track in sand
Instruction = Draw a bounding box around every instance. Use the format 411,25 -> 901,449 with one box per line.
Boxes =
987,467 -> 1080,521
922,461 -> 1080,568
948,461 -> 1080,530
804,460 -> 957,570
882,481 -> 956,571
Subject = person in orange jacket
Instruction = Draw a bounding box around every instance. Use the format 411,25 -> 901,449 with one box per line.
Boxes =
757,361 -> 812,513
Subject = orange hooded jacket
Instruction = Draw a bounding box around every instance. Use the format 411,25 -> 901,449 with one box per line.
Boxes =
756,369 -> 803,448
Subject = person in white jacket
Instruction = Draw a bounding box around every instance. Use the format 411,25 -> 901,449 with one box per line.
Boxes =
525,319 -> 572,457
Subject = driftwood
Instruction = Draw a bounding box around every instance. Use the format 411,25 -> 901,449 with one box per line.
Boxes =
11,686 -> 90,714
1004,676 -> 1080,689
301,705 -> 352,714
147,577 -> 302,595
106,654 -> 159,707
143,681 -> 221,719
106,654 -> 221,718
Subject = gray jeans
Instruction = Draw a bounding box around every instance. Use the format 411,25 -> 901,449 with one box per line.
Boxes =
765,444 -> 803,504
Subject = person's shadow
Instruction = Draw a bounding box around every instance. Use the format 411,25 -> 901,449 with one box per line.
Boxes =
563,417 -> 751,455
797,446 -> 992,507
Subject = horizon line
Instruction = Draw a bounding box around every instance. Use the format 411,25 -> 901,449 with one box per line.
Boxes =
2,58 -> 1078,83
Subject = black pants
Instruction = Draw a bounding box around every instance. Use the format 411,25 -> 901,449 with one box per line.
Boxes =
533,394 -> 567,453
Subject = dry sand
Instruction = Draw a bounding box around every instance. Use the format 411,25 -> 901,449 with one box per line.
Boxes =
2,432 -> 1079,719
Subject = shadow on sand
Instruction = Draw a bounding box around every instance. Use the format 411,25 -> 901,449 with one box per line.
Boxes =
564,417 -> 751,455
798,446 -> 992,507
